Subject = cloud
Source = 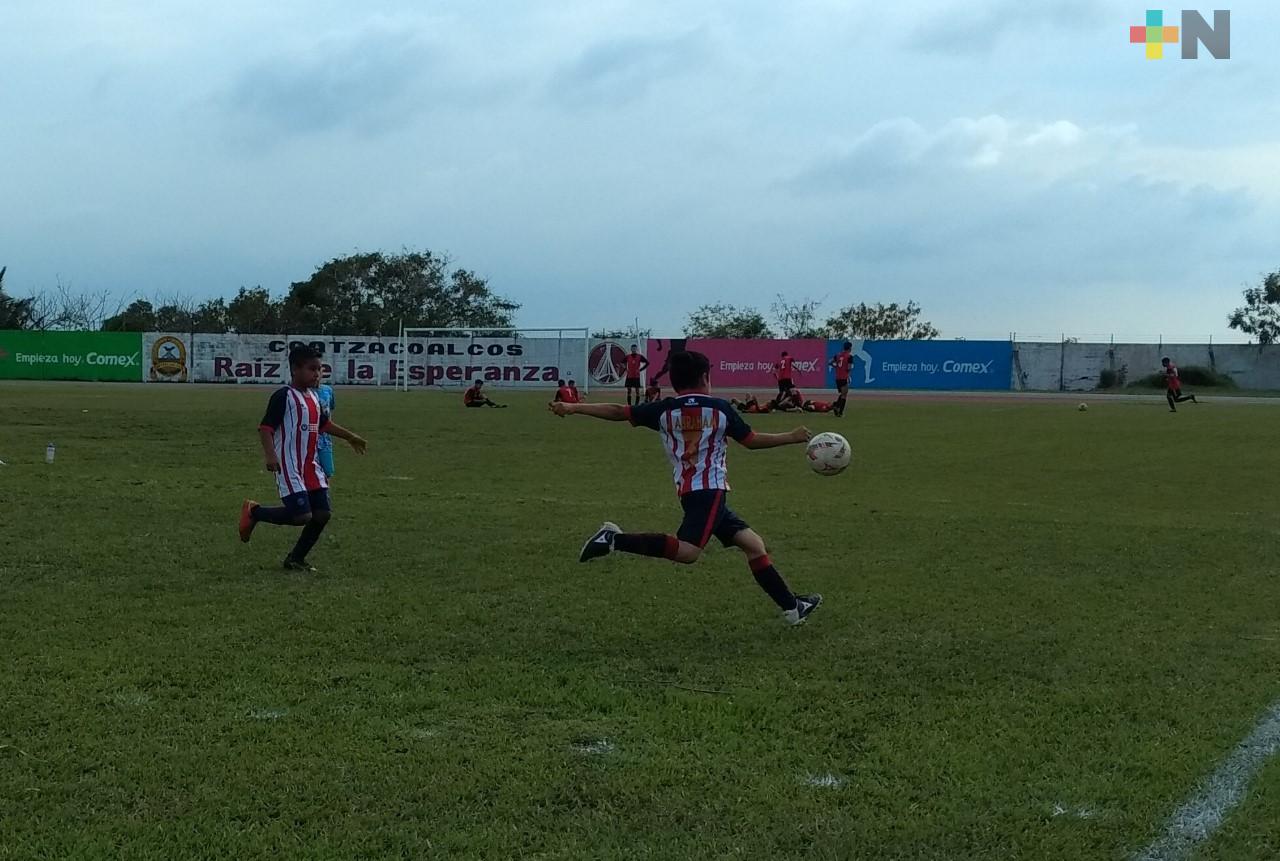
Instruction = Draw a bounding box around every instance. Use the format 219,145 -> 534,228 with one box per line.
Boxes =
795,115 -> 1095,191
549,28 -> 711,107
908,0 -> 1107,55
222,26 -> 436,136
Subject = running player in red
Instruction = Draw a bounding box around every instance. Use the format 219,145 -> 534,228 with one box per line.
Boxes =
238,345 -> 368,571
549,350 -> 822,626
829,341 -> 853,417
1161,357 -> 1198,412
775,351 -> 795,399
624,345 -> 650,406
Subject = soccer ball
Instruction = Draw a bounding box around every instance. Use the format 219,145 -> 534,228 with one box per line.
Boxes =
1078,403 -> 1088,412
806,432 -> 851,476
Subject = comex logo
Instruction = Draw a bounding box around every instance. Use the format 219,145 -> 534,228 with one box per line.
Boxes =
1130,10 -> 1230,59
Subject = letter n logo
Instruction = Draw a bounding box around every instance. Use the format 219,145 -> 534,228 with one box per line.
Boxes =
1181,10 -> 1230,59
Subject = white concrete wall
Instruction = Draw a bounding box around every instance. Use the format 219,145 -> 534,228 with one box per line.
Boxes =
1015,341 -> 1280,391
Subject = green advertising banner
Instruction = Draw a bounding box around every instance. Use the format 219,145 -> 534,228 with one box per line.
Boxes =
0,331 -> 144,381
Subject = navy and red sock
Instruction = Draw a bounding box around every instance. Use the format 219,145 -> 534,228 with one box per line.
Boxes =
749,555 -> 797,610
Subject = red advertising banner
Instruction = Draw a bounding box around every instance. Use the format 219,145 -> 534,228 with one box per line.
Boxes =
646,338 -> 828,393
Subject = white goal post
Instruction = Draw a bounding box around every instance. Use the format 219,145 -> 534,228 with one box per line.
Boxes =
396,327 -> 590,392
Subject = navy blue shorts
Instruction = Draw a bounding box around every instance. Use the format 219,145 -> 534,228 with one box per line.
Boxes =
677,490 -> 749,548
281,489 -> 331,518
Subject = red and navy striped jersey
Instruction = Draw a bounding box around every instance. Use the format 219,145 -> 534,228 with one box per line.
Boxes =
260,386 -> 331,497
627,394 -> 755,495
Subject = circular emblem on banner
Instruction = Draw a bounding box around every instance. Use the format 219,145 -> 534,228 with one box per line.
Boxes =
589,341 -> 628,384
151,335 -> 189,382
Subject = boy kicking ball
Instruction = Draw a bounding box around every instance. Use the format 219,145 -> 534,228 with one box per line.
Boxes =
238,346 -> 368,571
549,350 -> 823,626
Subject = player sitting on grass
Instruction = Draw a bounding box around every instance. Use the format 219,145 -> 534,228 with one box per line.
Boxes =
549,350 -> 823,626
568,379 -> 584,402
464,381 -> 507,408
1162,357 -> 1199,412
644,382 -> 662,403
238,346 -> 368,572
554,379 -> 579,403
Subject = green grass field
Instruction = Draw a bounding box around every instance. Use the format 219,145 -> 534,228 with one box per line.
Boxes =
3,383 -> 1279,860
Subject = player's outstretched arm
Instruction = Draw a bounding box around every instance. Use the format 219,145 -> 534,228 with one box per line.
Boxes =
740,427 -> 812,450
549,402 -> 628,421
326,421 -> 368,454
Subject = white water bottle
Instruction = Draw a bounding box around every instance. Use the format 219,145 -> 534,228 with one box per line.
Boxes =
45,442 -> 56,464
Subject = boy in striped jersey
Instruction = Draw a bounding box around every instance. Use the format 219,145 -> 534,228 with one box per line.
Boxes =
238,346 -> 368,571
549,350 -> 823,626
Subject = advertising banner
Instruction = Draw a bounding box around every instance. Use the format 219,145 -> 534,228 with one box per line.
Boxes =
644,338 -> 828,393
831,339 -> 1012,390
174,334 -> 586,386
0,331 -> 143,381
143,332 -> 192,382
587,338 -> 649,388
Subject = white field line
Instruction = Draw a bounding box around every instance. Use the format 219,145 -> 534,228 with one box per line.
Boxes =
1132,698 -> 1280,861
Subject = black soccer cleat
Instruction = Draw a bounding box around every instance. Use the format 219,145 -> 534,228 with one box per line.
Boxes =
783,593 -> 823,626
282,557 -> 317,573
579,522 -> 621,563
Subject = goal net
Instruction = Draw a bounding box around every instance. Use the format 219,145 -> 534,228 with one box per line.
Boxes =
396,327 -> 590,392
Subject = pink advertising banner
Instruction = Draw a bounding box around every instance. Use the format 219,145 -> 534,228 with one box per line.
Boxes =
646,338 -> 828,393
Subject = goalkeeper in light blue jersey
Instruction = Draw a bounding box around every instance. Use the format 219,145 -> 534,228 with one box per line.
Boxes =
315,382 -> 336,478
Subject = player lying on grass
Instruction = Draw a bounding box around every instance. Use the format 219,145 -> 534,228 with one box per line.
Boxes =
802,397 -> 835,413
464,381 -> 507,408
239,345 -> 368,572
549,350 -> 823,626
1162,356 -> 1199,412
769,389 -> 805,412
731,394 -> 772,414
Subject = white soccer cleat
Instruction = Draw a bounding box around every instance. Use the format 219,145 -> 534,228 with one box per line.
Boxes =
783,593 -> 823,626
579,522 -> 621,563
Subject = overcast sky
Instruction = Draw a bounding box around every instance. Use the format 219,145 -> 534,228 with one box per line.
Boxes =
2,0 -> 1275,341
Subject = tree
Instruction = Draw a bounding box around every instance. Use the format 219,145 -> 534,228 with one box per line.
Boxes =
0,267 -> 39,330
226,286 -> 282,334
102,299 -> 157,332
822,300 -> 938,340
279,249 -> 519,336
684,303 -> 775,339
1228,270 -> 1280,345
591,327 -> 653,340
771,295 -> 826,339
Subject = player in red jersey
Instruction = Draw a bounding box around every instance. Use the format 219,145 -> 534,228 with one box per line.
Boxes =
238,345 -> 368,571
624,345 -> 650,406
829,341 -> 854,417
1161,357 -> 1198,412
731,394 -> 772,414
803,398 -> 835,413
769,388 -> 804,412
550,351 -> 823,626
644,382 -> 662,402
464,381 -> 507,408
568,379 -> 584,402
775,351 -> 796,398
554,379 -> 580,403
